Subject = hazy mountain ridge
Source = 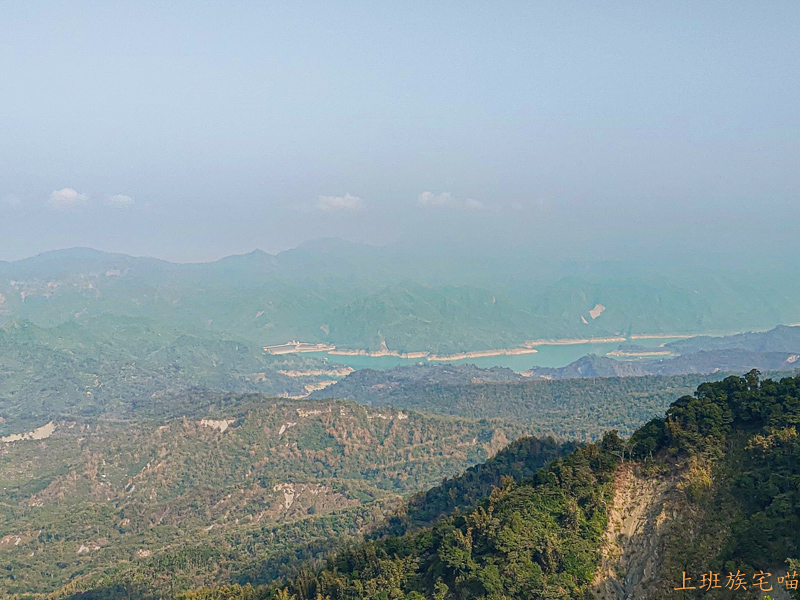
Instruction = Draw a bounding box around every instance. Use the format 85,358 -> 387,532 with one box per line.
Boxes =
665,323 -> 800,353
526,349 -> 800,380
523,325 -> 800,379
4,244 -> 800,353
0,318 -> 333,435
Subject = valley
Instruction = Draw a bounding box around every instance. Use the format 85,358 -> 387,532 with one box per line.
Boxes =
7,3 -> 798,597
2,248 -> 800,599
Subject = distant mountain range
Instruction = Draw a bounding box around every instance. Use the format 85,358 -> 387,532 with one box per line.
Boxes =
525,348 -> 800,379
3,242 -> 800,353
310,325 -> 800,390
526,324 -> 800,379
664,323 -> 800,353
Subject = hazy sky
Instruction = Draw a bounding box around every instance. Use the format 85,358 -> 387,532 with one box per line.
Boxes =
1,2 -> 798,263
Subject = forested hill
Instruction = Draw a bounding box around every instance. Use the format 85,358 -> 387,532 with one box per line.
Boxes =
313,371 -> 728,439
173,371 -> 800,600
370,435 -> 581,540
0,395 -> 533,598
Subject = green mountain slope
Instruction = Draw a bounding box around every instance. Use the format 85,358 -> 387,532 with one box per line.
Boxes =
36,371 -> 800,600
371,435 -> 580,540
252,432 -> 622,600
0,395 -> 530,598
259,371 -> 800,600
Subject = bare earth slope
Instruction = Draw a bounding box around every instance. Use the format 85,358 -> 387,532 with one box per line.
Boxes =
593,464 -> 682,600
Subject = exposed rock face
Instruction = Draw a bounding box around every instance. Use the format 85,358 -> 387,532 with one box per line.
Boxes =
593,464 -> 680,600
198,418 -> 235,432
593,462 -> 798,600
589,303 -> 606,319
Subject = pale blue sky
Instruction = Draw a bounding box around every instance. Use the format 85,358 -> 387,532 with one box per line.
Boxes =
1,1 -> 798,263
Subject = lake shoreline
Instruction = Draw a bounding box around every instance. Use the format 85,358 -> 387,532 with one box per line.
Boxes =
261,334 -> 724,372
264,334 -> 695,362
327,346 -> 541,361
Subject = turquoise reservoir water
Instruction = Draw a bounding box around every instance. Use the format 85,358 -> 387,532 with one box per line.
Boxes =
307,337 -> 683,372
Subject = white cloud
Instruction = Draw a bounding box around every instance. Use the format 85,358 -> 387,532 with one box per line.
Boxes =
317,193 -> 362,211
48,188 -> 88,209
417,191 -> 452,207
462,198 -> 484,210
106,194 -> 135,208
417,191 -> 484,211
3,195 -> 21,207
